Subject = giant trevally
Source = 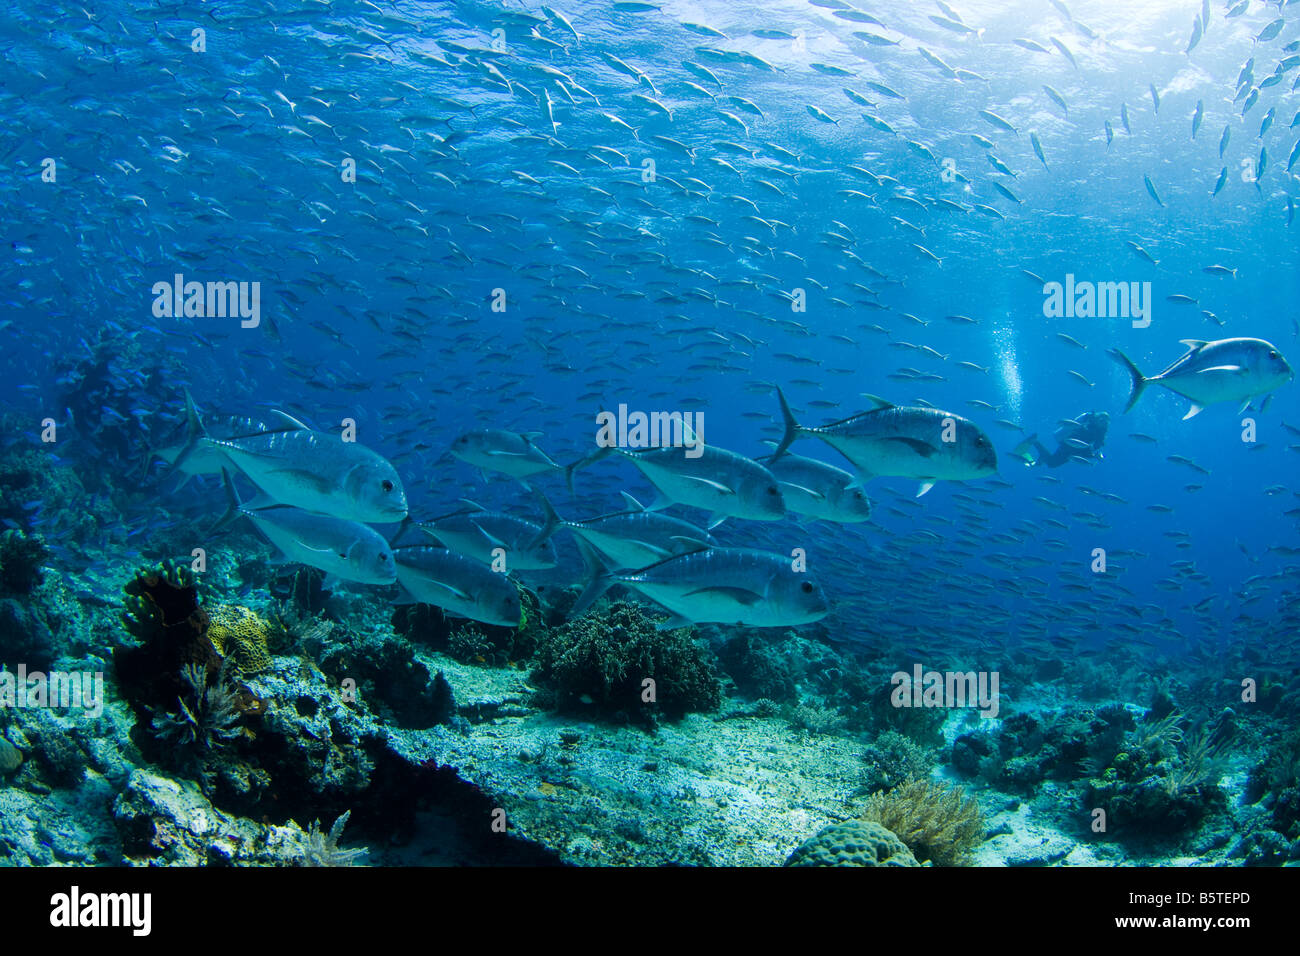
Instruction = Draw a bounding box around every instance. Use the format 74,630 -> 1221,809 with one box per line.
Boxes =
392,546 -> 522,627
448,428 -> 560,484
1109,338 -> 1294,419
758,443 -> 874,523
772,388 -> 998,496
215,472 -> 396,586
531,492 -> 712,569
175,398 -> 407,522
572,544 -> 830,629
418,503 -> 557,570
568,442 -> 785,528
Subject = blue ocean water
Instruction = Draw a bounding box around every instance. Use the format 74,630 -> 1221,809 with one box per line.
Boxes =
2,0 -> 1299,866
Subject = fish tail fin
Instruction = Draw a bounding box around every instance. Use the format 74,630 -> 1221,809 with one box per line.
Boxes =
771,386 -> 801,460
208,468 -> 244,535
387,515 -> 415,548
563,445 -> 614,493
169,388 -> 209,475
1107,348 -> 1149,412
527,492 -> 564,551
569,537 -> 614,620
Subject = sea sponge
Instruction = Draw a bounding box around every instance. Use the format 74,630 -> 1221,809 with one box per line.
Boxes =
206,605 -> 273,674
860,778 -> 985,866
785,820 -> 920,867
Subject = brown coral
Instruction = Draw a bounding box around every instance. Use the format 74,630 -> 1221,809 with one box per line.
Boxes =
785,820 -> 920,867
860,778 -> 985,866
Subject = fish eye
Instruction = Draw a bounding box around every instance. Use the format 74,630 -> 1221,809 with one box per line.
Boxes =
801,581 -> 814,594
379,553 -> 389,562
382,479 -> 394,492
1269,350 -> 1278,359
766,485 -> 779,496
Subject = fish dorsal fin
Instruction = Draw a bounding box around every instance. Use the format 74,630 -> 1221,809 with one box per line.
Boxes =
1178,339 -> 1208,351
859,392 -> 894,409
270,409 -> 312,430
458,498 -> 487,512
706,512 -> 728,530
620,491 -> 645,511
521,431 -> 544,442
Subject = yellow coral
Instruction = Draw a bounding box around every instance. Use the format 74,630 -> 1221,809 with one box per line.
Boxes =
206,605 -> 272,673
860,778 -> 985,866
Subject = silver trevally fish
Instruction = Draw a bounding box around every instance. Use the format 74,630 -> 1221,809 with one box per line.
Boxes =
449,428 -> 560,484
1109,337 -> 1293,420
216,473 -> 396,586
418,502 -> 557,570
758,442 -> 874,523
392,545 -> 522,628
572,544 -> 830,629
531,491 -> 713,569
177,400 -> 408,523
772,388 -> 998,497
569,442 -> 785,529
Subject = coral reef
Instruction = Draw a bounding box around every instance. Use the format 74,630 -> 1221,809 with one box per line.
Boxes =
859,730 -> 937,794
530,600 -> 721,725
784,820 -> 920,867
0,528 -> 48,594
860,778 -> 985,866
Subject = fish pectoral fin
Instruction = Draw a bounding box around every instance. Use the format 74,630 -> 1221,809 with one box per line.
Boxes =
683,586 -> 764,606
1182,404 -> 1205,420
886,437 -> 938,457
485,449 -> 529,457
269,409 -> 312,430
669,535 -> 711,553
785,482 -> 826,501
1196,365 -> 1247,374
683,475 -> 735,494
655,614 -> 695,632
294,540 -> 338,556
474,525 -> 509,550
916,481 -> 936,497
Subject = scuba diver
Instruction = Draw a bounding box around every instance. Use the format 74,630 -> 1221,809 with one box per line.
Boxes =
1013,411 -> 1109,467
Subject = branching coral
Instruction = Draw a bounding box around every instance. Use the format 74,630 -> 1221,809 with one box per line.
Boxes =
150,659 -> 250,752
860,778 -> 985,866
299,810 -> 367,866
